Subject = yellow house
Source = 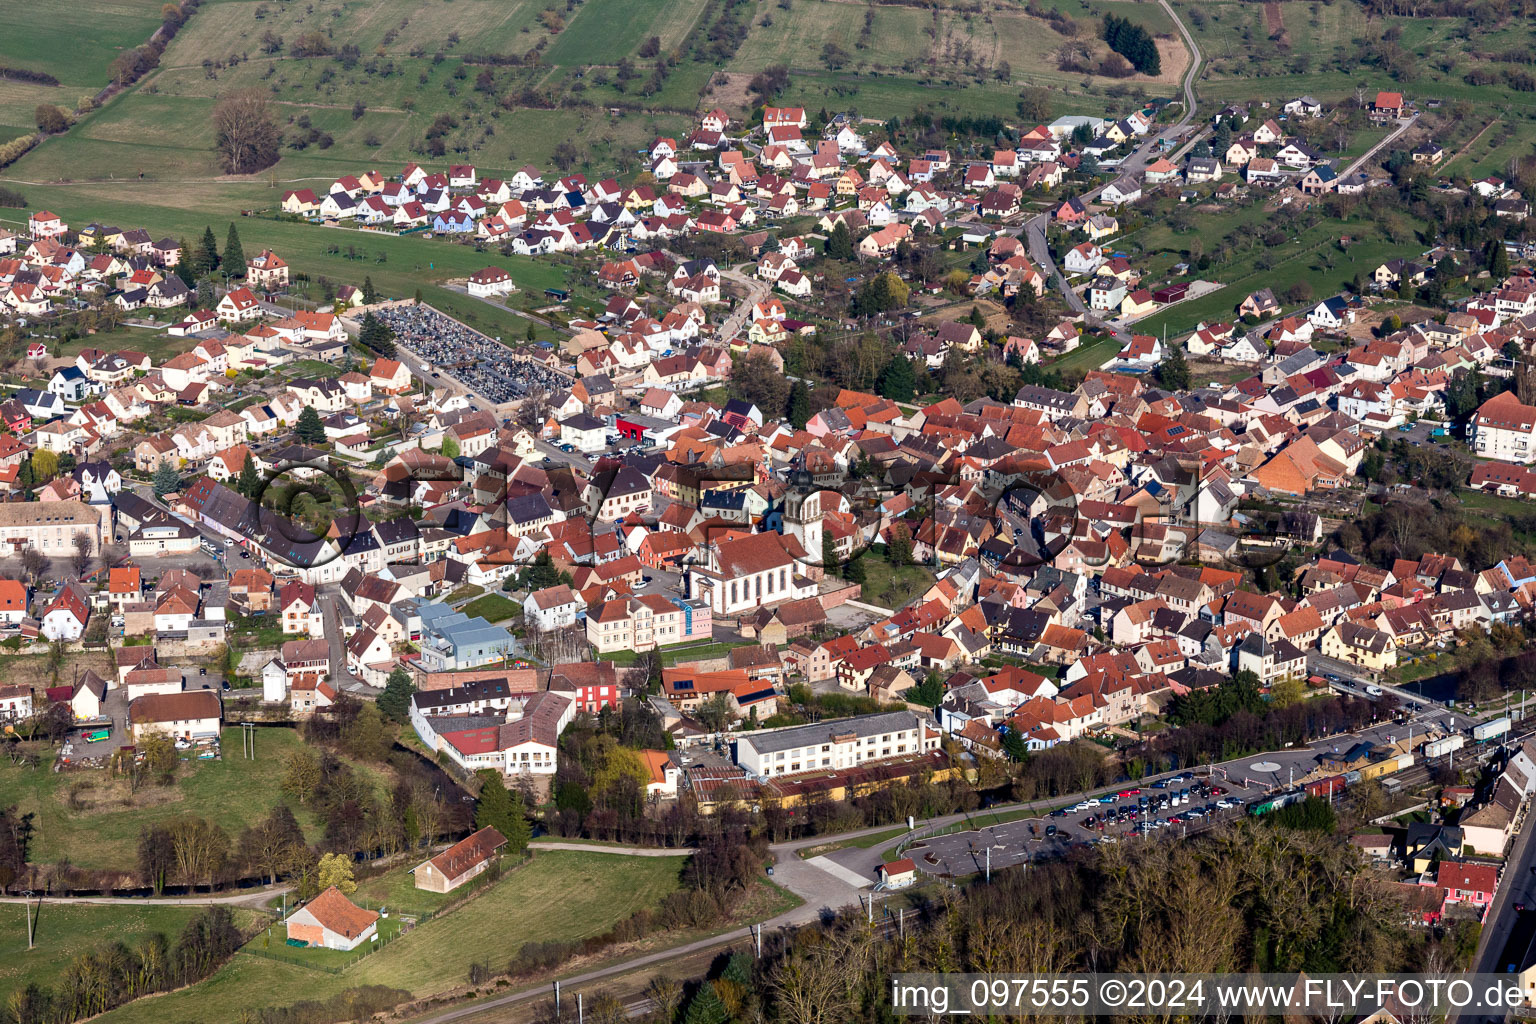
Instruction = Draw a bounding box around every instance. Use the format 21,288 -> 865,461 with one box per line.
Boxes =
748,318 -> 789,345
1103,121 -> 1130,144
505,427 -> 537,457
1120,289 -> 1157,318
1085,215 -> 1119,241
1320,622 -> 1398,672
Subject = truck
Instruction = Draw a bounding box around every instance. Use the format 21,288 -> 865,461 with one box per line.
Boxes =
1423,736 -> 1465,759
83,729 -> 110,743
1473,717 -> 1511,743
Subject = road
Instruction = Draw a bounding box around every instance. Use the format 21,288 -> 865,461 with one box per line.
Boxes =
1461,801 -> 1536,1021
318,589 -> 369,693
713,264 -> 770,344
1341,114 -> 1419,179
0,885 -> 289,908
1023,0 -> 1204,345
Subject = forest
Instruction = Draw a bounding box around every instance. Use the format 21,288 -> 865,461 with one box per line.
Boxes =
549,819 -> 1474,1024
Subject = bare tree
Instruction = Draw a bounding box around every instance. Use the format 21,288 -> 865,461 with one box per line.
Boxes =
18,545 -> 49,585
212,89 -> 280,174
71,532 -> 93,578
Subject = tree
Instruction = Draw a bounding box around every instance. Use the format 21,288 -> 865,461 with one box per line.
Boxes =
358,311 -> 396,357
281,749 -> 321,804
34,104 -> 69,135
240,805 -> 305,885
193,226 -> 220,277
821,531 -> 840,574
29,448 -> 57,482
361,276 -> 378,304
852,272 -> 909,316
1269,676 -> 1306,709
71,531 -> 93,577
1156,344 -> 1192,391
212,89 -> 280,175
294,405 -> 326,444
223,224 -> 246,279
903,674 -> 945,709
137,825 -> 175,895
152,461 -> 180,496
886,524 -> 913,566
1101,13 -> 1160,74
825,220 -> 855,261
683,982 -> 730,1024
18,545 -> 49,584
475,769 -> 531,852
377,667 -> 415,724
729,348 -> 791,417
1487,239 -> 1510,279
877,355 -> 917,403
787,380 -> 811,430
844,555 -> 867,585
316,851 -> 356,894
236,453 -> 261,499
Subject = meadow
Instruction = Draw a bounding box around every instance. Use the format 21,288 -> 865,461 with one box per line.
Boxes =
0,727 -> 393,870
94,851 -> 686,1024
0,0 -> 165,135
0,903 -> 262,997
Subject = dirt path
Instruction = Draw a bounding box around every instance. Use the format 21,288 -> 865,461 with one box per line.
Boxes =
1263,2 -> 1286,39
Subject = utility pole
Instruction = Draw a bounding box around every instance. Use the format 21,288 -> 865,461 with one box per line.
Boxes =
985,845 -> 991,883
553,981 -> 561,1016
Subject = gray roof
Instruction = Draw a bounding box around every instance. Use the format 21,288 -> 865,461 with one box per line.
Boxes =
737,710 -> 925,756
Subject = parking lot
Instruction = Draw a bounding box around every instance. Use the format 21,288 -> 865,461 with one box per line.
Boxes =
902,771 -> 1271,878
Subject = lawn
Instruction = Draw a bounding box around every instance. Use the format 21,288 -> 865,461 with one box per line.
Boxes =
350,858 -> 466,920
853,556 -> 935,612
96,851 -> 686,1024
0,0 -> 165,129
1045,334 -> 1121,378
543,0 -> 711,66
461,593 -> 521,624
0,902 -> 260,996
0,727 -> 392,870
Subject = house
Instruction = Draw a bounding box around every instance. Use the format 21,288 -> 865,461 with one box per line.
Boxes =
40,582 -> 90,640
216,287 -> 261,323
524,584 -> 583,632
1372,91 -> 1405,121
412,826 -> 506,893
1239,288 -> 1280,319
734,710 -> 939,776
1099,178 -> 1141,206
28,211 -> 65,239
245,250 -> 289,289
285,886 -> 379,951
1300,165 -> 1338,195
467,266 -> 515,297
127,689 -> 221,742
1474,391 -> 1536,464
879,858 -> 918,889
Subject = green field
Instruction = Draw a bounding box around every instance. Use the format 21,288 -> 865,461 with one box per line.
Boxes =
544,0 -> 712,66
0,902 -> 260,997
1045,334 -> 1121,378
0,0 -> 166,133
461,593 -> 521,624
95,851 -> 686,1024
0,727 -> 391,870
854,557 -> 935,611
